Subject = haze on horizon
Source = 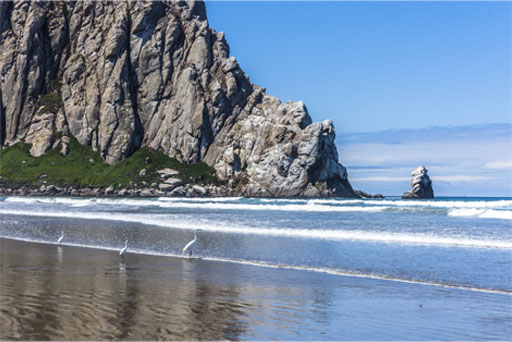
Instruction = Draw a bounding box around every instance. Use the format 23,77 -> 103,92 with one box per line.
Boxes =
206,1 -> 511,197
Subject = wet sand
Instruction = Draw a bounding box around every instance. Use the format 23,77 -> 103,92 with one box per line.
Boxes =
1,238 -> 510,340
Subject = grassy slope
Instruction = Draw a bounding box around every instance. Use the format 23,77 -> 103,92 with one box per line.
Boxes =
0,136 -> 218,188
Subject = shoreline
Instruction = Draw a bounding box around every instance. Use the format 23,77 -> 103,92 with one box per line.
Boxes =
0,184 -> 340,199
2,196 -> 511,339
2,235 -> 510,296
0,182 -> 245,198
0,184 -> 389,199
2,238 -> 510,340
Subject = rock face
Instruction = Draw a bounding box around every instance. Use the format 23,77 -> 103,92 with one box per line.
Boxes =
402,165 -> 434,199
0,0 -> 357,198
355,190 -> 385,199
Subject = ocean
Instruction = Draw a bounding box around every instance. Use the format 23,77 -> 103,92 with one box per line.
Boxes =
1,196 -> 511,340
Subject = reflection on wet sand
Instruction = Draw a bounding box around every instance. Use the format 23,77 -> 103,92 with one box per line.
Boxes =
0,239 -> 251,340
1,238 -> 511,340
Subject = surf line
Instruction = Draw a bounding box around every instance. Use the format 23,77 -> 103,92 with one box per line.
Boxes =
1,209 -> 511,249
202,256 -> 512,296
1,208 -> 511,249
1,235 -> 510,296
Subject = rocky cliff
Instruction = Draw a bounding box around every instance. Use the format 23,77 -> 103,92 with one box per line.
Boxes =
0,0 -> 357,198
402,165 -> 434,199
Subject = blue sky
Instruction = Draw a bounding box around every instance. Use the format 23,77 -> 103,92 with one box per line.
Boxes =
338,123 -> 512,197
205,1 -> 511,196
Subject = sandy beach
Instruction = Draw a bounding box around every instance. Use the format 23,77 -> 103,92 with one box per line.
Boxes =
1,237 -> 510,340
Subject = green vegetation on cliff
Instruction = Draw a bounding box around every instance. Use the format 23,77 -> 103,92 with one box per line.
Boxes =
0,136 -> 218,188
39,79 -> 64,114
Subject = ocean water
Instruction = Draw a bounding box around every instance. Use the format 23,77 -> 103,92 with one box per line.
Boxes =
1,196 -> 511,292
0,196 -> 511,339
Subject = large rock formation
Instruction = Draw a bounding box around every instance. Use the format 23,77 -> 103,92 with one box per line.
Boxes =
402,165 -> 434,199
0,0 -> 357,197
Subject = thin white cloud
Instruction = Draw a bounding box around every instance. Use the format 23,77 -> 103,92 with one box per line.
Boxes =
432,175 -> 494,182
338,124 -> 511,196
351,176 -> 409,182
485,160 -> 512,169
352,175 -> 493,183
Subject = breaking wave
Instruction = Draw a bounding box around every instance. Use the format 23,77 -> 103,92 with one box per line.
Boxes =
1,196 -> 385,213
0,208 -> 510,249
448,208 -> 512,220
2,196 -> 511,219
307,198 -> 512,210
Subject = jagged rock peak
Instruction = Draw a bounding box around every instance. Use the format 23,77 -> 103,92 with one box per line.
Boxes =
402,165 -> 434,199
0,0 -> 357,198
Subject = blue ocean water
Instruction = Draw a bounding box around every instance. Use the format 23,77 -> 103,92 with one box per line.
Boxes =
0,196 -> 511,293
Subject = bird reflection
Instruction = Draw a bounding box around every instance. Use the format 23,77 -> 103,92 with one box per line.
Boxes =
57,246 -> 63,264
119,260 -> 127,289
119,261 -> 126,273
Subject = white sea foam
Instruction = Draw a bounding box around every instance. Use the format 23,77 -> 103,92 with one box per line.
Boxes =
1,208 -> 510,249
448,208 -> 512,220
308,198 -> 512,209
2,235 -> 510,295
5,196 -> 512,210
2,196 -> 385,213
3,196 -> 512,219
2,196 -> 243,205
157,196 -> 243,202
259,198 -> 310,203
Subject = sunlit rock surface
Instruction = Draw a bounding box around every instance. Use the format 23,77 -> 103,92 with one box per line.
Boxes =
0,0 -> 357,197
402,165 -> 434,199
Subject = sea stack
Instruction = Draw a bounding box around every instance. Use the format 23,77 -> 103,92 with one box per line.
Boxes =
402,165 -> 434,199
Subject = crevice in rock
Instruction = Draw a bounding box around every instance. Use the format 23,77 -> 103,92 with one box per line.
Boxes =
57,2 -> 72,135
18,13 -> 50,141
0,88 -> 5,146
199,104 -> 213,159
125,2 -> 143,154
0,1 -> 14,44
